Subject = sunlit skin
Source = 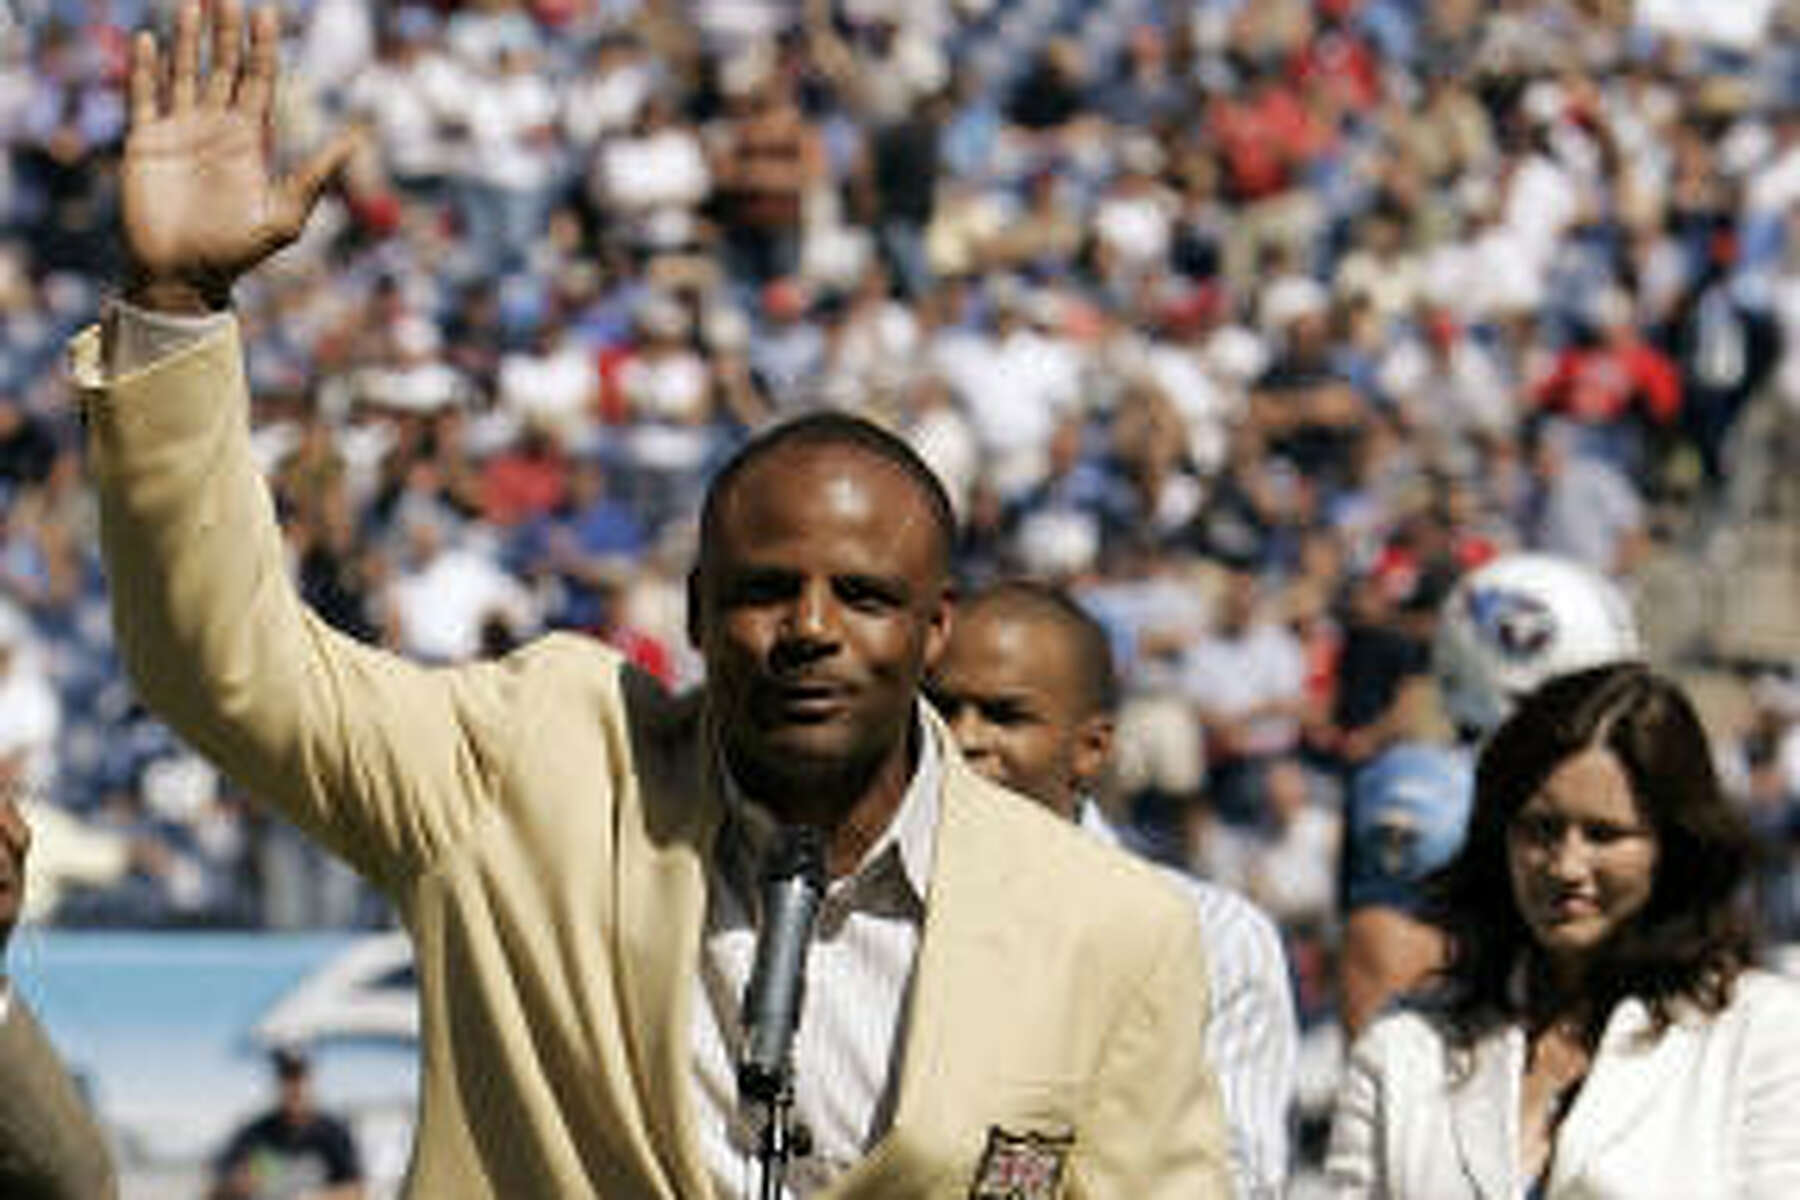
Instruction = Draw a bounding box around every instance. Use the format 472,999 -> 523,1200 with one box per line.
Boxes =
121,0 -> 361,315
690,444 -> 952,876
0,797 -> 27,948
928,604 -> 1111,821
1506,745 -> 1660,985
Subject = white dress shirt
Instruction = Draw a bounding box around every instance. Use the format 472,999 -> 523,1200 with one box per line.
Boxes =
1082,803 -> 1298,1198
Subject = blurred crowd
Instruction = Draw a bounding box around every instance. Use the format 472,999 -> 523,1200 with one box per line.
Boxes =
4,0 -> 1800,1004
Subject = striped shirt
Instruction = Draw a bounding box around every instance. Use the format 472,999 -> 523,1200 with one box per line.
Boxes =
1082,803 -> 1299,1199
692,712 -> 942,1198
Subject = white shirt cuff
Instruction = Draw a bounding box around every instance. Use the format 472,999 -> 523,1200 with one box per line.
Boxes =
107,297 -> 233,376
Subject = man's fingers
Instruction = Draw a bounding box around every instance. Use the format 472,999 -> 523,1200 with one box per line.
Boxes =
236,5 -> 280,122
205,0 -> 245,110
169,0 -> 201,113
273,125 -> 362,242
128,29 -> 160,127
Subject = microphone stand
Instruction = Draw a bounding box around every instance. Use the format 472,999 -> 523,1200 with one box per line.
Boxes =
750,1071 -> 803,1200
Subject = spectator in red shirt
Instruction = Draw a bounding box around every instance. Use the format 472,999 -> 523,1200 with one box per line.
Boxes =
1531,288 -> 1681,485
1207,59 -> 1334,206
1290,0 -> 1381,117
480,423 -> 569,528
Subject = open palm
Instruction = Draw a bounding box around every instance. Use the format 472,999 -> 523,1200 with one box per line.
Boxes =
121,0 -> 354,303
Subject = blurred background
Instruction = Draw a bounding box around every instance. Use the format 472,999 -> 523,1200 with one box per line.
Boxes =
7,0 -> 1800,1193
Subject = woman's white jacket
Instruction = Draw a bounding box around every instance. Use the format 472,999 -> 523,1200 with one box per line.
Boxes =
1326,969 -> 1800,1199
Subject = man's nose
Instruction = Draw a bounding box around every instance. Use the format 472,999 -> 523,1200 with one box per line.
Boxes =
770,580 -> 841,669
947,705 -> 988,751
785,579 -> 841,640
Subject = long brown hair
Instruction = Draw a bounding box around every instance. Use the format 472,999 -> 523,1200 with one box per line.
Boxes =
1427,664 -> 1754,1044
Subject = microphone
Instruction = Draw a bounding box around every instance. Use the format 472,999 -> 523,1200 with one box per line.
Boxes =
738,824 -> 827,1106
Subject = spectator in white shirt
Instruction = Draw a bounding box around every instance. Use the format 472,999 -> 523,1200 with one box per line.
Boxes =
342,8 -> 464,203
1375,306 -> 1515,465
1178,566 -> 1310,826
495,310 -> 600,450
0,603 -> 58,801
561,30 -> 656,154
1090,134 -> 1179,288
589,92 -> 711,252
451,36 -> 562,279
382,515 -> 539,664
938,279 -> 1084,501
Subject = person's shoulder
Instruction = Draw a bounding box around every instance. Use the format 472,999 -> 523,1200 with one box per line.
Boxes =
1352,997 -> 1459,1064
1177,875 -> 1292,1000
1678,969 -> 1800,1078
455,632 -> 700,755
226,1107 -> 289,1146
477,630 -> 644,707
497,627 -> 627,671
1178,874 -> 1284,956
1727,967 -> 1800,1023
955,769 -> 1189,926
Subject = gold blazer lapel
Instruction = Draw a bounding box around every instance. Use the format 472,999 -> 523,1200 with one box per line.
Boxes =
827,759 -> 1030,1197
893,761 -> 1028,1134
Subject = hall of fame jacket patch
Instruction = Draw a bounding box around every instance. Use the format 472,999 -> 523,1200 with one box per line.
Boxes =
967,1125 -> 1074,1199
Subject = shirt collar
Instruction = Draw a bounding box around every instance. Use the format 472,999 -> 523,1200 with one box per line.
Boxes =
1077,796 -> 1117,845
717,706 -> 941,915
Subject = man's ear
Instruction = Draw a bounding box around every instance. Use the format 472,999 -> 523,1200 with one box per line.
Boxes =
921,582 -> 957,670
1071,713 -> 1116,794
686,568 -> 704,650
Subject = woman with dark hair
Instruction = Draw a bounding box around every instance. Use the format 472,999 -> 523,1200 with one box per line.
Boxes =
1327,663 -> 1800,1198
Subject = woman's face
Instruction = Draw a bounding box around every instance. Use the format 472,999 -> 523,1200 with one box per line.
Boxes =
1507,744 -> 1661,974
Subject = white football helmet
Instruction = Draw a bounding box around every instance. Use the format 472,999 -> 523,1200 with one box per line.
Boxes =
1433,553 -> 1644,737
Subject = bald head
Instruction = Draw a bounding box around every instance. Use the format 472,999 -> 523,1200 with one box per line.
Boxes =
960,582 -> 1118,716
929,580 -> 1117,818
699,412 -> 956,578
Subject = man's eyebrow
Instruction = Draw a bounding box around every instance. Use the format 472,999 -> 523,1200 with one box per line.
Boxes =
837,570 -> 913,597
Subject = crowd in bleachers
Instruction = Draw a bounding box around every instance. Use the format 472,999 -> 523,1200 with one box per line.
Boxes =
5,0 -> 1800,990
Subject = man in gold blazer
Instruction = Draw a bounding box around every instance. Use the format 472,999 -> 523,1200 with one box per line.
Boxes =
73,4 -> 1228,1195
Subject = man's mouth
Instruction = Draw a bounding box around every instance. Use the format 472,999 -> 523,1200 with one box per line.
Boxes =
766,680 -> 852,720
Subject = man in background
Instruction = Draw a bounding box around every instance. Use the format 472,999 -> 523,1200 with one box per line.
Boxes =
930,579 -> 1298,1198
212,1044 -> 363,1200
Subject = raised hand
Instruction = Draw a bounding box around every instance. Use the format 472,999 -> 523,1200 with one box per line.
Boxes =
121,0 -> 358,312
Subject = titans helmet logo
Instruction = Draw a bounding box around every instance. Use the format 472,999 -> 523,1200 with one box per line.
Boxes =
1463,585 -> 1557,661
